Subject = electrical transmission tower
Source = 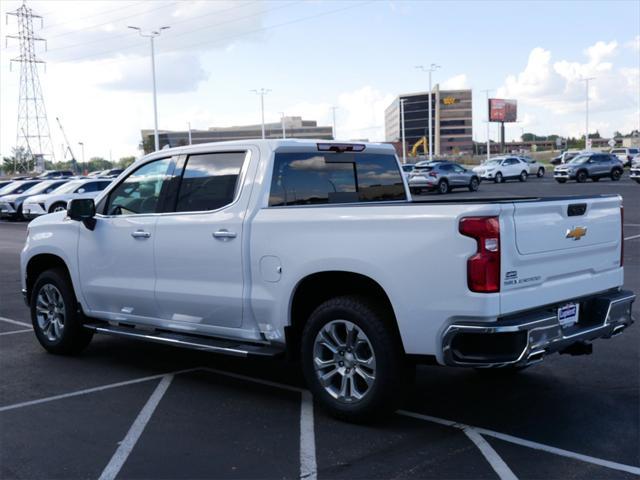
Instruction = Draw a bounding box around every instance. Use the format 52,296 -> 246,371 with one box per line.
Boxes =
6,0 -> 55,172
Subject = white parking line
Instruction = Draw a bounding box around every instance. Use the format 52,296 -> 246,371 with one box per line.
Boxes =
0,316 -> 31,328
0,328 -> 32,336
0,368 -> 198,413
99,374 -> 174,480
299,391 -> 317,480
624,234 -> 640,241
463,427 -> 518,480
398,410 -> 640,476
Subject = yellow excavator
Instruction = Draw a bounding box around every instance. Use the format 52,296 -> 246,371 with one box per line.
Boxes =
410,136 -> 429,157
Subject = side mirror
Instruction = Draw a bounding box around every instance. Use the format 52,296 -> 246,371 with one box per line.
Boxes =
67,198 -> 96,230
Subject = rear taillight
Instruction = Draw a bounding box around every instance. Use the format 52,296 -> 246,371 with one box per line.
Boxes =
429,171 -> 438,178
620,206 -> 624,267
459,216 -> 501,293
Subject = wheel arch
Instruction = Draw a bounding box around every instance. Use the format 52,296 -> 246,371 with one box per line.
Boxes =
26,254 -> 73,305
286,270 -> 403,359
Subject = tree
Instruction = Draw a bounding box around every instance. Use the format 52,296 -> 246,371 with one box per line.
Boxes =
139,137 -> 154,155
1,147 -> 29,175
117,156 -> 136,169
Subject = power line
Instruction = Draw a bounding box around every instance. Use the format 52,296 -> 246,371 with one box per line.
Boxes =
43,1 -> 147,32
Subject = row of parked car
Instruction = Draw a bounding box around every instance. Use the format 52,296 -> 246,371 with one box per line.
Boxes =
404,155 -> 545,194
0,168 -> 123,221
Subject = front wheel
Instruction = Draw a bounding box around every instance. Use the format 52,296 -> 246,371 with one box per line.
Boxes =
611,169 -> 622,181
576,170 -> 588,183
494,172 -> 503,183
519,171 -> 528,182
49,202 -> 67,213
301,296 -> 405,422
31,268 -> 93,355
537,167 -> 545,178
468,177 -> 479,192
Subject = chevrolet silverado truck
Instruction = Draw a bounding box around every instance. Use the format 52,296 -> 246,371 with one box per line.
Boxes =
20,140 -> 635,421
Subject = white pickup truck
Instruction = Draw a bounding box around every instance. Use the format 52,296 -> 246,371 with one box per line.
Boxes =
20,140 -> 635,420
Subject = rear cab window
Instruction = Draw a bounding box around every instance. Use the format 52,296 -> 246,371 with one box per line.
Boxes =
269,150 -> 406,206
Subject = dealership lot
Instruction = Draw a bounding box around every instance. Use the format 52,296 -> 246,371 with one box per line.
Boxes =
1,176 -> 638,479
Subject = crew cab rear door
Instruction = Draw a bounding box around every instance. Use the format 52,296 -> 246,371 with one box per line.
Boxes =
500,195 -> 623,314
153,149 -> 255,333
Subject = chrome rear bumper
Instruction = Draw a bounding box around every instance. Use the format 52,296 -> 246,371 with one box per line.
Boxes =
442,289 -> 635,368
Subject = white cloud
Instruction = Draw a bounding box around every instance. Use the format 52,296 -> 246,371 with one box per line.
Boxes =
625,35 -> 640,52
336,86 -> 394,141
440,74 -> 468,90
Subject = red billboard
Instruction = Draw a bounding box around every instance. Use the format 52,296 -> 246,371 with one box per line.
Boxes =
489,98 -> 517,122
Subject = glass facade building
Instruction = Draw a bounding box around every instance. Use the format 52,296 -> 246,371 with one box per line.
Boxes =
384,87 -> 473,156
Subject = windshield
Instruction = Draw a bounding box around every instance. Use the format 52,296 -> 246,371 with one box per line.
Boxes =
568,155 -> 591,164
0,181 -> 38,195
51,180 -> 84,194
485,159 -> 503,166
22,180 -> 62,195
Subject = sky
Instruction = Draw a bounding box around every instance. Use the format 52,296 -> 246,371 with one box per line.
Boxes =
0,0 -> 638,162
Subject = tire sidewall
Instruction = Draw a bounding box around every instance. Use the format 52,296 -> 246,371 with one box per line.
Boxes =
49,202 -> 66,213
301,297 -> 402,420
577,171 -> 587,183
438,180 -> 448,194
494,172 -> 503,183
537,168 -> 545,177
31,269 -> 91,354
469,177 -> 479,191
519,171 -> 528,182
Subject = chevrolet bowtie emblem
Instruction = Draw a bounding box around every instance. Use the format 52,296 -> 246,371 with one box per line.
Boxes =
566,226 -> 587,240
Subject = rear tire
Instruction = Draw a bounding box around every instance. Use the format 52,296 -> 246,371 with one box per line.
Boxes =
30,268 -> 93,355
611,169 -> 622,181
438,180 -> 450,194
519,171 -> 528,182
576,170 -> 588,183
301,295 -> 405,422
468,177 -> 479,192
494,172 -> 503,183
537,167 -> 545,178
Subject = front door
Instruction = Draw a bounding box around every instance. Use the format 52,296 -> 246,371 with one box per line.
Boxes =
154,151 -> 250,329
78,157 -> 174,320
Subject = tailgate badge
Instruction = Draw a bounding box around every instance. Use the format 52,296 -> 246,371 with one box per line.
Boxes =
565,226 -> 587,241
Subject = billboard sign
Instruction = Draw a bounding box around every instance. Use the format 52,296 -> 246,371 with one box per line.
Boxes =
489,98 -> 517,122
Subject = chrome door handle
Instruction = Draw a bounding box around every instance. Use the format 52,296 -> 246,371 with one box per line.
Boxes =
213,230 -> 237,239
131,230 -> 151,239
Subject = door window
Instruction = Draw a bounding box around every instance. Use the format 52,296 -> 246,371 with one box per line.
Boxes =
452,164 -> 466,173
104,158 -> 172,215
174,152 -> 246,212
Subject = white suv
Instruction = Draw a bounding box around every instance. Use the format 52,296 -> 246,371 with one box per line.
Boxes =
610,148 -> 639,167
472,156 -> 529,183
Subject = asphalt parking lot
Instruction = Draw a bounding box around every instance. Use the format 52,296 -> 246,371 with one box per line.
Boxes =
1,175 -> 639,479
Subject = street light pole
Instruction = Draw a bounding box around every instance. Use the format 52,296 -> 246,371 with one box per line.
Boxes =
416,64 -> 440,161
279,112 -> 286,139
400,98 -> 406,164
128,25 -> 170,152
331,106 -> 338,140
78,142 -> 85,175
481,89 -> 492,161
251,88 -> 271,139
581,77 -> 595,150
187,122 -> 192,145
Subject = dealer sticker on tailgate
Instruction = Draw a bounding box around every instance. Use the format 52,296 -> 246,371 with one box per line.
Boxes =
558,303 -> 579,328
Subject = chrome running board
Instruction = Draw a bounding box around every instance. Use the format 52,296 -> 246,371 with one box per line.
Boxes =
83,321 -> 284,358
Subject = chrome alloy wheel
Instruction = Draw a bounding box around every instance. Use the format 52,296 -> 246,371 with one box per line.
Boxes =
313,320 -> 376,403
35,284 -> 66,341
53,205 -> 66,212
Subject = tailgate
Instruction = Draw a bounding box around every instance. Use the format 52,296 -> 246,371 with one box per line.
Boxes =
500,195 -> 623,314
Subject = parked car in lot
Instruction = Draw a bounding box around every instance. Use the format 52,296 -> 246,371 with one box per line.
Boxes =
22,178 -> 113,219
472,156 -> 529,183
99,168 -> 125,178
630,156 -> 640,184
400,163 -> 415,180
0,180 -> 14,190
0,179 -> 69,220
20,139 -> 635,421
554,152 -> 624,183
409,161 -> 479,194
550,150 -> 584,165
0,179 -> 42,198
37,170 -> 74,179
518,156 -> 545,177
610,147 -> 639,167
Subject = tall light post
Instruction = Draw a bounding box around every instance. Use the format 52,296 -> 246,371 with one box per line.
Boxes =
251,88 -> 271,139
400,98 -> 407,164
128,25 -> 170,152
279,112 -> 286,139
331,106 -> 338,140
187,122 -> 192,145
416,64 -> 440,160
78,141 -> 85,174
581,77 -> 595,150
481,89 -> 492,160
